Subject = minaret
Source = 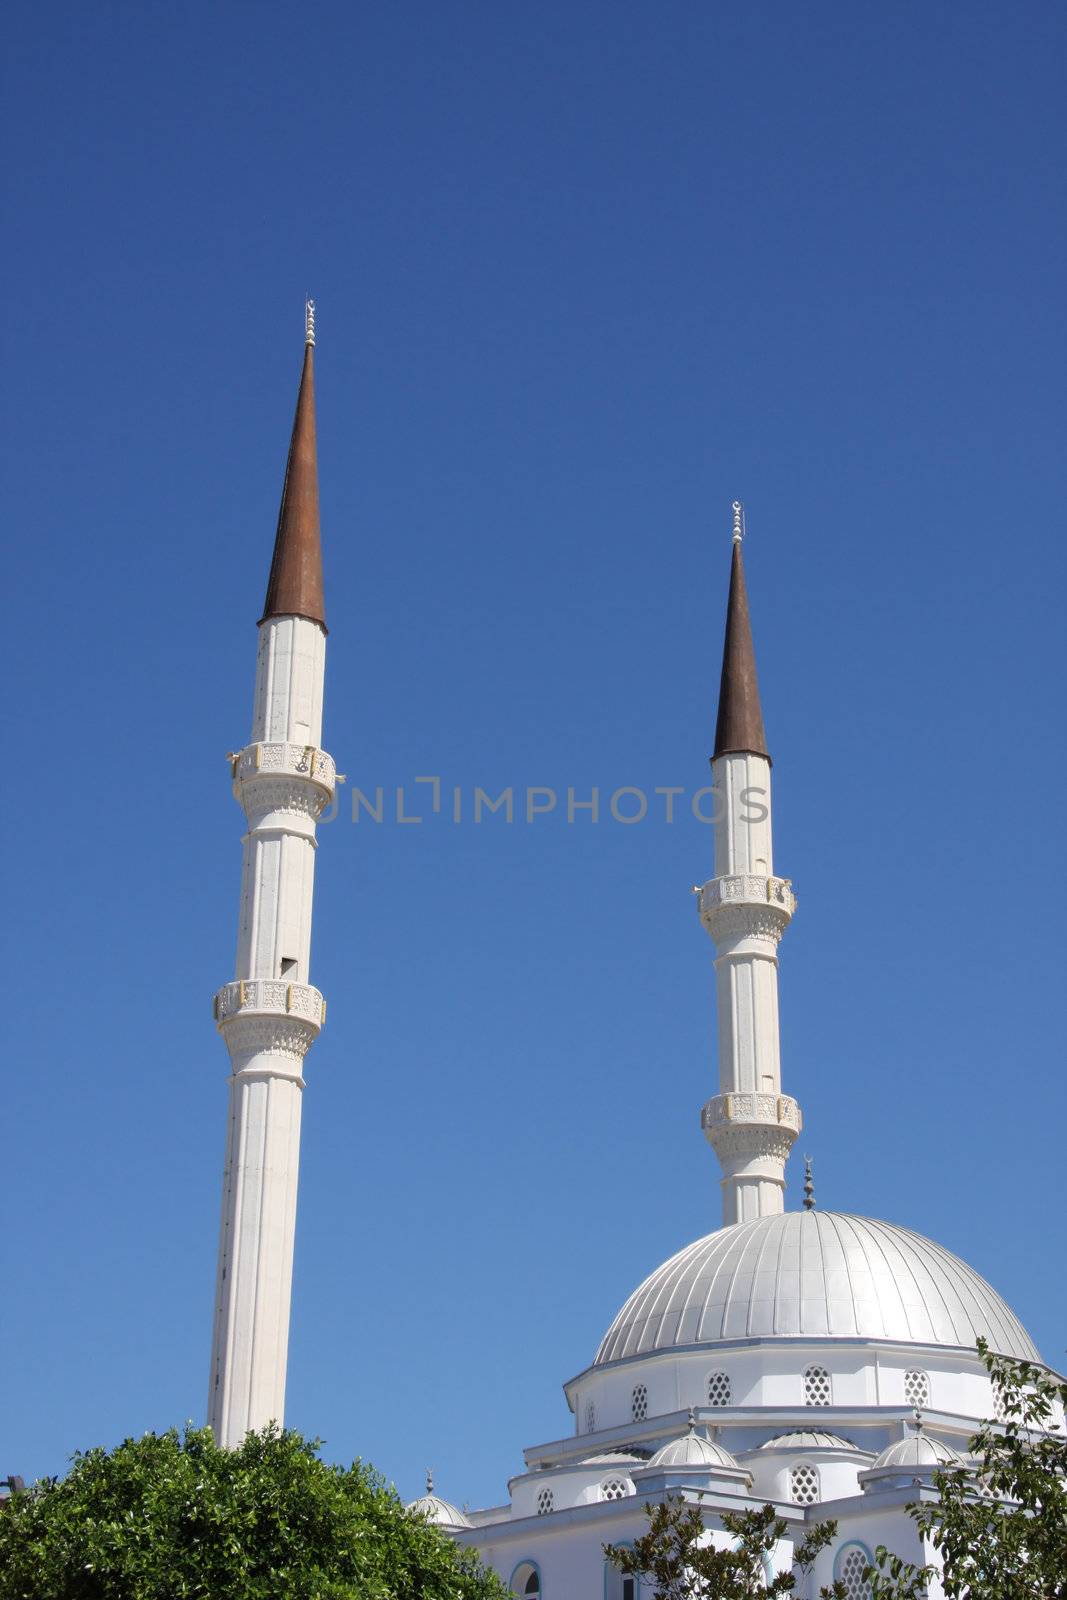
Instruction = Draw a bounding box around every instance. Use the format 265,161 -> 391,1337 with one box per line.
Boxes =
696,504 -> 800,1225
208,301 -> 335,1446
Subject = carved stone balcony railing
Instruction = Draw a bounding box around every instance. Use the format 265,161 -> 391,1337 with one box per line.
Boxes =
698,874 -> 796,915
697,873 -> 796,945
701,1091 -> 802,1135
212,978 -> 325,1069
230,742 -> 336,796
213,978 -> 326,1029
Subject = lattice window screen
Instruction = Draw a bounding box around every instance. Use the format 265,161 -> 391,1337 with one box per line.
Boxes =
804,1364 -> 832,1405
837,1547 -> 872,1600
706,1370 -> 731,1407
631,1383 -> 647,1421
790,1463 -> 819,1505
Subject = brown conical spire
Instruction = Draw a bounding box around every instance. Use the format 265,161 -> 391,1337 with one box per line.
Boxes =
712,506 -> 768,761
260,303 -> 325,630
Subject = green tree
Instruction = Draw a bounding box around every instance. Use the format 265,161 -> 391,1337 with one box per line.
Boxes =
0,1424 -> 509,1600
867,1339 -> 1067,1600
604,1497 -> 848,1599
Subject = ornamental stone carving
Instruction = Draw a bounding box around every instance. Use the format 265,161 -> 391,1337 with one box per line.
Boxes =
231,741 -> 336,789
702,904 -> 791,945
219,1013 -> 317,1065
214,978 -> 325,1031
697,874 -> 795,946
705,1123 -> 797,1162
238,777 -> 332,823
286,984 -> 324,1021
231,742 -> 336,820
702,1091 -> 802,1134
699,874 -> 796,915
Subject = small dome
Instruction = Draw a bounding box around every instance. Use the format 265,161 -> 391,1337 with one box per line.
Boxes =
407,1484 -> 472,1529
871,1433 -> 966,1470
595,1212 -> 1038,1364
648,1430 -> 743,1473
758,1430 -> 861,1452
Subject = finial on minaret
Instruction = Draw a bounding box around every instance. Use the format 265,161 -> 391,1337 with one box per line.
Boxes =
803,1155 -> 815,1210
260,310 -> 326,629
712,505 -> 768,761
426,1468 -> 434,1494
731,500 -> 745,544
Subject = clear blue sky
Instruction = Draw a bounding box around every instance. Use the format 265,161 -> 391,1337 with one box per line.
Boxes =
3,1 -> 1064,1509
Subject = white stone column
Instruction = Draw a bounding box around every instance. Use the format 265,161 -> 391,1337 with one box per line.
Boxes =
697,751 -> 800,1225
208,613 -> 333,1447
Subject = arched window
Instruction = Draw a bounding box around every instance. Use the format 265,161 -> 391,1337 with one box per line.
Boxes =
789,1462 -> 820,1505
903,1369 -> 929,1408
803,1364 -> 831,1406
600,1476 -> 633,1501
833,1542 -> 873,1600
631,1383 -> 647,1421
706,1370 -> 731,1407
585,1399 -> 597,1433
535,1485 -> 554,1516
510,1560 -> 541,1598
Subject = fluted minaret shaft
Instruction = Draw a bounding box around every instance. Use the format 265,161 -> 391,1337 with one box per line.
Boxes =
696,526 -> 800,1226
208,319 -> 333,1447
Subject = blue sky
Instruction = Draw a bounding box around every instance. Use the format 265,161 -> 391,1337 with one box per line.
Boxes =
2,1 -> 1064,1510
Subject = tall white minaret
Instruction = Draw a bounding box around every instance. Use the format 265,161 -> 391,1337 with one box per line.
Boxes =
208,301 -> 335,1446
696,504 -> 801,1225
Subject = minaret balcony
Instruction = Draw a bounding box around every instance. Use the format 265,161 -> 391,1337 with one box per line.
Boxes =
212,978 -> 325,1072
702,1090 -> 802,1161
231,740 -> 335,792
213,978 -> 326,1029
230,742 -> 336,826
697,873 -> 795,947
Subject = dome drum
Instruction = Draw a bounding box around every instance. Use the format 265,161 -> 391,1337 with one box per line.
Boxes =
738,1430 -> 875,1505
570,1347 -> 1008,1442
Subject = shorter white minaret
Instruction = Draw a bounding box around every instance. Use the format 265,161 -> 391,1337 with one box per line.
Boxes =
696,505 -> 801,1225
208,303 -> 335,1446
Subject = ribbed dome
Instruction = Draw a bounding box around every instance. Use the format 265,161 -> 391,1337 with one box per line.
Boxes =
758,1431 -> 861,1452
407,1491 -> 471,1528
595,1212 -> 1038,1364
871,1433 -> 966,1470
648,1431 -> 742,1471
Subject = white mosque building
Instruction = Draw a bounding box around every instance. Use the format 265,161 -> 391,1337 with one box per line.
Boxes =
208,313 -> 1051,1600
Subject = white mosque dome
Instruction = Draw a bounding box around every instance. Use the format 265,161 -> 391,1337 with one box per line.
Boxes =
407,1487 -> 472,1529
870,1432 -> 966,1470
595,1211 -> 1039,1364
758,1431 -> 862,1452
647,1430 -> 743,1472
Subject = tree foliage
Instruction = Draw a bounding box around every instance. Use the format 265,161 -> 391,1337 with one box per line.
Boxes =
868,1339 -> 1067,1600
604,1497 -> 848,1599
0,1424 -> 509,1600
